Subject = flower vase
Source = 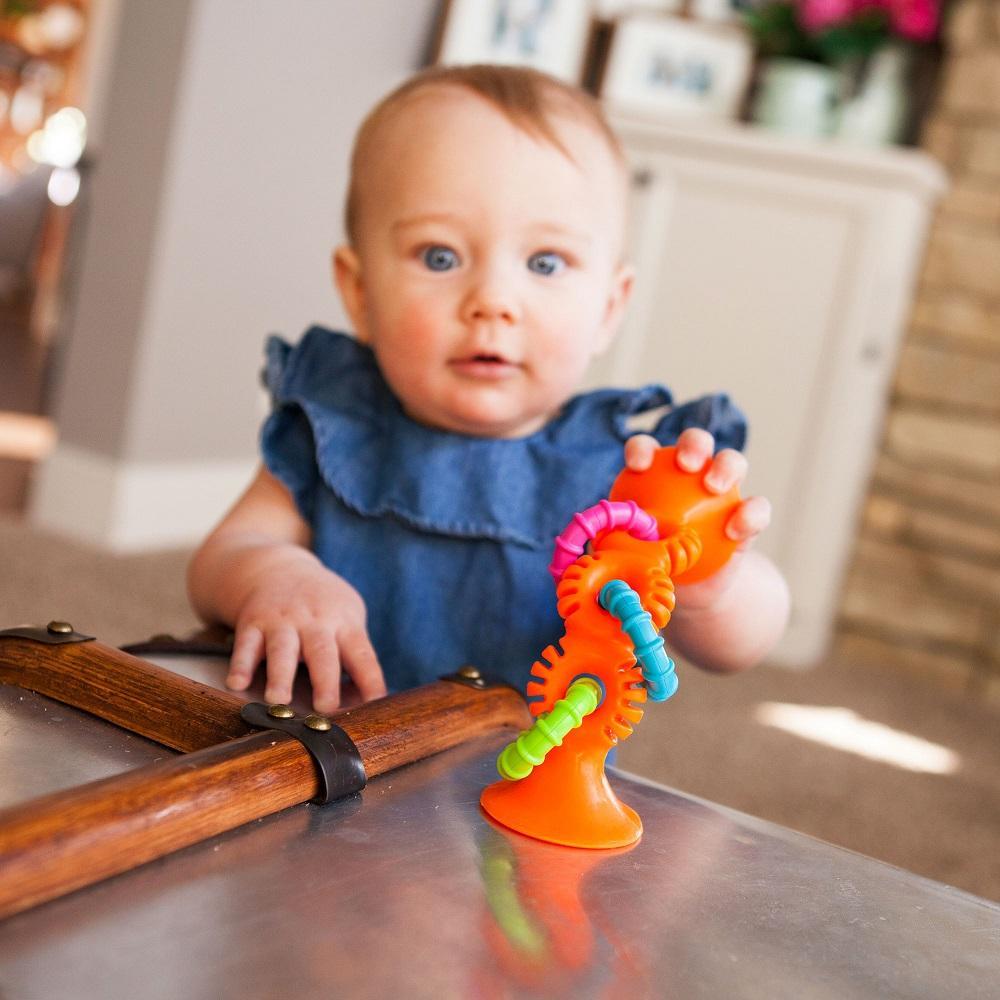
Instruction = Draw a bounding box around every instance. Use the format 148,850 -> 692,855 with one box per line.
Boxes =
751,58 -> 840,139
835,46 -> 910,146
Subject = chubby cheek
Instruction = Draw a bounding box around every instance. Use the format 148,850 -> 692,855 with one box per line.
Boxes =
367,293 -> 450,398
535,308 -> 601,381
372,291 -> 447,353
400,297 -> 449,346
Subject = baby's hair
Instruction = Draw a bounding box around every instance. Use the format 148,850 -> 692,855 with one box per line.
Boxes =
344,64 -> 626,245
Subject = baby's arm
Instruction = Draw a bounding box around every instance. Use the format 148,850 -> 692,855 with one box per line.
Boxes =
624,429 -> 790,672
187,467 -> 386,712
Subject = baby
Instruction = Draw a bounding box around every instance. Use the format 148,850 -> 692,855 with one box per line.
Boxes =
187,65 -> 789,714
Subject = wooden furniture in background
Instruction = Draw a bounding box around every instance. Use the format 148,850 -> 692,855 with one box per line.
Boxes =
590,114 -> 946,666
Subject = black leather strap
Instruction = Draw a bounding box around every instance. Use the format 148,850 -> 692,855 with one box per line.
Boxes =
0,625 -> 95,646
239,702 -> 367,805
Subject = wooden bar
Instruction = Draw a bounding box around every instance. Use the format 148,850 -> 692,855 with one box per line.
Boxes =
0,637 -> 530,765
0,636 -> 249,750
0,731 -> 312,919
334,680 -> 531,777
0,636 -> 531,919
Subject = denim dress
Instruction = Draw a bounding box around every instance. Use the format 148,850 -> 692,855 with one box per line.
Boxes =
261,327 -> 746,694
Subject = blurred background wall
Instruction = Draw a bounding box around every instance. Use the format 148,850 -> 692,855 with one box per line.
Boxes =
17,0 -> 439,547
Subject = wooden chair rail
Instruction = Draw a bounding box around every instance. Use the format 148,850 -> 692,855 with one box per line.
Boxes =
0,634 -> 531,920
0,636 -> 251,750
0,730 -> 313,919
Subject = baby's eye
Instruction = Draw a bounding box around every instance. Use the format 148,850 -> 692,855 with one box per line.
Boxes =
421,245 -> 460,272
527,251 -> 567,276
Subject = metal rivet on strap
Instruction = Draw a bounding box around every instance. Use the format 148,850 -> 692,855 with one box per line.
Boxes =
240,702 -> 366,804
304,714 -> 332,731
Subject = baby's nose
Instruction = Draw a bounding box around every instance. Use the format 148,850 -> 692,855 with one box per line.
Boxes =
461,278 -> 521,324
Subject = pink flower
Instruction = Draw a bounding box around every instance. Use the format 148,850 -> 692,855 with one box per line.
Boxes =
887,0 -> 939,41
797,0 -> 940,42
798,0 -> 856,32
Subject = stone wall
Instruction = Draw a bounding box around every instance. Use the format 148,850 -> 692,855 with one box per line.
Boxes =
836,0 -> 1000,699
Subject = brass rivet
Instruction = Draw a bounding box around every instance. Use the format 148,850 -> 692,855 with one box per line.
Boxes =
458,665 -> 481,680
304,714 -> 332,731
47,620 -> 73,635
267,704 -> 295,719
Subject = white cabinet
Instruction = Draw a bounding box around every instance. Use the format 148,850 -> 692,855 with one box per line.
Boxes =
589,116 -> 946,666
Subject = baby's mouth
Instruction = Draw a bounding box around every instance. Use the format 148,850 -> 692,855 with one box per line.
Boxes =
449,352 -> 521,379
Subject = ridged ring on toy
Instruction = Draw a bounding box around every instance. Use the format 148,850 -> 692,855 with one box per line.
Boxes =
548,499 -> 658,582
599,579 -> 677,702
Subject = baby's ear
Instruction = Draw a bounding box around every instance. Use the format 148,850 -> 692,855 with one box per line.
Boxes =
333,246 -> 369,342
595,261 -> 635,354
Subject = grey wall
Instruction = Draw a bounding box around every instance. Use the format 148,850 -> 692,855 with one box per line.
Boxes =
53,0 -> 440,464
52,0 -> 193,458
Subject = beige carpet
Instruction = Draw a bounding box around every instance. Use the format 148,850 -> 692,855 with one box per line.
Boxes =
2,513 -> 998,903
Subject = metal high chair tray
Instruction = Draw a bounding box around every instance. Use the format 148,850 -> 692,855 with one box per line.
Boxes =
0,638 -> 998,999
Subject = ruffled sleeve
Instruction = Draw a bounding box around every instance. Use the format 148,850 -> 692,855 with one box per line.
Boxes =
260,337 -> 318,521
260,328 -> 396,525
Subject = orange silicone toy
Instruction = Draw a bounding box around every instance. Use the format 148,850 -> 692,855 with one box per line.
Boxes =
480,446 -> 741,848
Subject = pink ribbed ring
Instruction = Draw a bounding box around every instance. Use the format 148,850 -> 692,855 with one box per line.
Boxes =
548,499 -> 658,582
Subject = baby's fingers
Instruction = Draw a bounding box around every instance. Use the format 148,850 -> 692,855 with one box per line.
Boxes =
301,625 -> 343,714
340,628 -> 387,704
263,624 -> 301,706
624,434 -> 658,472
725,496 -> 772,543
675,428 -> 714,472
704,448 -> 748,494
228,625 -> 263,691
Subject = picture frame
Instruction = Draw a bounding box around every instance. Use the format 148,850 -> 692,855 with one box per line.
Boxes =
688,0 -> 751,25
593,0 -> 683,16
432,0 -> 594,84
599,13 -> 753,122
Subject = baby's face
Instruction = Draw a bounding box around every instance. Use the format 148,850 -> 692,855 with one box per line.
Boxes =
335,87 -> 632,438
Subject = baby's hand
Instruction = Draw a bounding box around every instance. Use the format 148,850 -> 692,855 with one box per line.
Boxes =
626,429 -> 788,668
624,427 -> 771,548
226,553 -> 386,714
